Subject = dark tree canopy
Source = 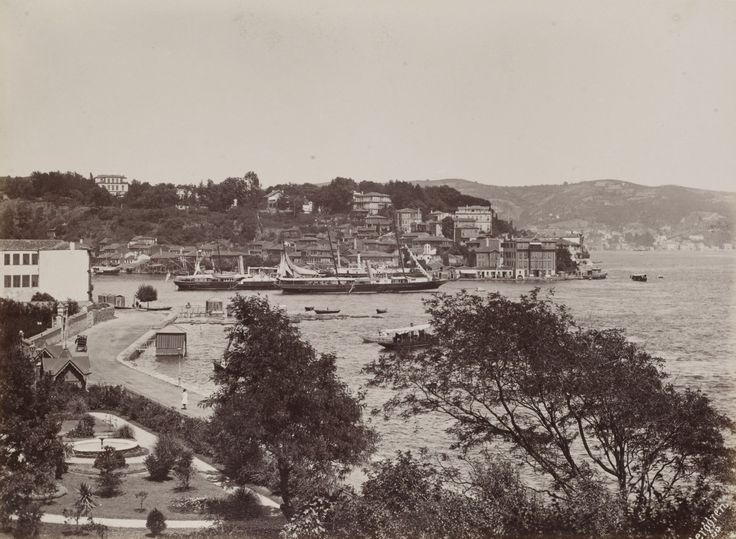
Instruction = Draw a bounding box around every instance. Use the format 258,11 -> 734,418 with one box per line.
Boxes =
366,290 -> 735,535
0,344 -> 65,532
135,284 -> 158,306
205,295 -> 377,518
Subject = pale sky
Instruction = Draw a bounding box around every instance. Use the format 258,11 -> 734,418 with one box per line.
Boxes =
1,0 -> 734,191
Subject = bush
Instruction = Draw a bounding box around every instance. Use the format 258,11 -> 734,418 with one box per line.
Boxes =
94,447 -> 126,497
207,488 -> 266,520
114,424 -> 134,439
67,414 -> 95,438
145,434 -> 182,481
146,508 -> 167,536
173,450 -> 194,490
169,496 -> 208,514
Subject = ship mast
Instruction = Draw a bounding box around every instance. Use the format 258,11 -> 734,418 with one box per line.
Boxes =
393,211 -> 407,276
326,229 -> 341,284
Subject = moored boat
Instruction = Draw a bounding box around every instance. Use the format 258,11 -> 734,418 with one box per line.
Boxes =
173,255 -> 277,291
314,308 -> 341,315
630,273 -> 648,282
275,250 -> 446,294
92,265 -> 122,275
363,323 -> 434,350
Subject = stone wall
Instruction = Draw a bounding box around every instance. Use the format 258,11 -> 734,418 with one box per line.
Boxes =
28,305 -> 115,348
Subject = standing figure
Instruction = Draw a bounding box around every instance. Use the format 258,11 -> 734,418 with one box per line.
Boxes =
181,388 -> 188,410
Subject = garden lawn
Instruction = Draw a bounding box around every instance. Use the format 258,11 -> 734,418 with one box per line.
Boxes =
45,468 -> 228,520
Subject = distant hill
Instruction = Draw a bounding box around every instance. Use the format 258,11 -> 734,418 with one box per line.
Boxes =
413,179 -> 736,241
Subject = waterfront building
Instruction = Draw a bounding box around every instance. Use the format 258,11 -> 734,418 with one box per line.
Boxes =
396,208 -> 422,233
352,191 -> 392,215
0,239 -> 92,302
508,238 -> 557,277
454,205 -> 493,234
94,174 -> 129,197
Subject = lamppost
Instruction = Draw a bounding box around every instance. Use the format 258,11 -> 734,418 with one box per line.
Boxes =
57,301 -> 68,350
177,347 -> 183,387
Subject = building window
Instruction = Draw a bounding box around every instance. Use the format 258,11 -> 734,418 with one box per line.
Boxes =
31,253 -> 38,264
22,253 -> 30,265
3,253 -> 9,265
12,253 -> 20,265
3,275 -> 10,288
31,274 -> 39,287
21,275 -> 29,287
12,275 -> 20,287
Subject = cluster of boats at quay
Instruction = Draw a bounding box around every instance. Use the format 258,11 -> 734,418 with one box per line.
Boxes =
172,246 -> 447,294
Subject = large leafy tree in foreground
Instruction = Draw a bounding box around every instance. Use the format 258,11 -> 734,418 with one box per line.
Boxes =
366,290 -> 735,534
205,295 -> 377,518
0,342 -> 65,536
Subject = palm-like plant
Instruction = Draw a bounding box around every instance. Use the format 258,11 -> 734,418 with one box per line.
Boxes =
73,482 -> 97,529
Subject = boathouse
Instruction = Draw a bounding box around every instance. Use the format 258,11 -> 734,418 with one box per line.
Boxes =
98,293 -> 126,308
155,326 -> 187,357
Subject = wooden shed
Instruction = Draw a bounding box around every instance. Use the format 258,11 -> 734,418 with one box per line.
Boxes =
205,298 -> 224,316
155,326 -> 187,357
97,294 -> 126,308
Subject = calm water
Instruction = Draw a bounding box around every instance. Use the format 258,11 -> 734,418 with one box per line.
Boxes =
96,250 -> 736,461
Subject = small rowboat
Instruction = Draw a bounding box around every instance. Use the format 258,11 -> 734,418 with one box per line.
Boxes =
376,308 -> 388,314
315,309 -> 340,315
305,306 -> 314,311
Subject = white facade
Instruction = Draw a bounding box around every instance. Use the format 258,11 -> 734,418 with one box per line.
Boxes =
352,192 -> 392,215
1,241 -> 91,302
94,174 -> 129,197
454,205 -> 493,234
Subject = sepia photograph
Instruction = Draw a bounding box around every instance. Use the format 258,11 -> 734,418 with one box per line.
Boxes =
1,1 -> 734,538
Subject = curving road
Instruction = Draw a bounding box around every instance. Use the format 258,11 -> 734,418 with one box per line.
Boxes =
78,310 -> 211,419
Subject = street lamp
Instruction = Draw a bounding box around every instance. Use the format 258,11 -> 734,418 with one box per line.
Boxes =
177,347 -> 183,387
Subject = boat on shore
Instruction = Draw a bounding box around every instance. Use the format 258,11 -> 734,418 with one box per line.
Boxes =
135,305 -> 173,311
630,273 -> 648,282
363,323 -> 434,350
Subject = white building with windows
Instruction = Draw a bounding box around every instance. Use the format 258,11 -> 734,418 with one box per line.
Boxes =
352,192 -> 392,215
0,240 -> 92,302
94,174 -> 129,197
453,205 -> 493,234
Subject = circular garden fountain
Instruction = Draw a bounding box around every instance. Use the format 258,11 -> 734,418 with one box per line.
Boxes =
71,437 -> 140,458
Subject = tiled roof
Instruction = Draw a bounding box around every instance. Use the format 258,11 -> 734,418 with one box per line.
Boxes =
0,239 -> 71,251
42,346 -> 90,376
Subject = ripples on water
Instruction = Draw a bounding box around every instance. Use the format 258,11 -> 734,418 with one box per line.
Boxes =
106,250 -> 735,461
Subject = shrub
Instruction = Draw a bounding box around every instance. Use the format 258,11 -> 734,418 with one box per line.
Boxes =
169,496 -> 208,514
207,488 -> 266,520
94,447 -> 126,497
67,414 -> 95,438
114,424 -> 134,439
146,508 -> 167,536
145,434 -> 182,481
173,449 -> 194,490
